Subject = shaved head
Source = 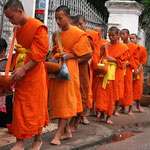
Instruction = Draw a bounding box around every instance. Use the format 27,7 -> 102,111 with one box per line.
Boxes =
93,27 -> 103,33
70,16 -> 79,25
4,0 -> 24,12
55,5 -> 70,15
109,26 -> 119,35
121,29 -> 130,35
76,15 -> 86,22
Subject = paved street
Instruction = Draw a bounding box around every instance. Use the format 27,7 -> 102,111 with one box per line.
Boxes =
86,126 -> 150,150
1,105 -> 150,150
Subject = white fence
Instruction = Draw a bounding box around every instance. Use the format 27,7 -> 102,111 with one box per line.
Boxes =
47,0 -> 107,48
0,0 -> 107,52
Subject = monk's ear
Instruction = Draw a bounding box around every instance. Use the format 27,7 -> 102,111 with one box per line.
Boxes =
67,15 -> 70,20
85,21 -> 87,25
17,8 -> 24,15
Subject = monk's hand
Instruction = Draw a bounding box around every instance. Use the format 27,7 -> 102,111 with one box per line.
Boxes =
11,66 -> 26,81
126,62 -> 130,67
60,52 -> 76,60
106,56 -> 117,62
136,69 -> 140,75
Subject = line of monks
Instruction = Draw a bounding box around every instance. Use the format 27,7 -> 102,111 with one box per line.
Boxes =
48,6 -> 148,145
3,1 -> 148,149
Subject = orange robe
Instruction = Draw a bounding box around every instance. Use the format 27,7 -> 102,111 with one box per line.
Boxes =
79,61 -> 90,115
91,38 -> 108,104
49,26 -> 92,119
120,42 -> 139,107
95,42 -> 128,115
133,45 -> 147,100
85,30 -> 99,109
12,17 -> 49,139
88,65 -> 93,109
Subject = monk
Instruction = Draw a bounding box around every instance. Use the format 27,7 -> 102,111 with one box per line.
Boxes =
4,0 -> 49,150
95,26 -> 128,124
130,33 -> 147,112
76,15 -> 100,117
49,6 -> 92,145
120,29 -> 139,115
69,15 -> 92,131
92,26 -> 108,118
114,29 -> 128,116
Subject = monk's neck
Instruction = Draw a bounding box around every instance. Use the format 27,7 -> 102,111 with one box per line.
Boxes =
61,24 -> 72,31
110,40 -> 118,45
20,14 -> 29,26
123,39 -> 130,44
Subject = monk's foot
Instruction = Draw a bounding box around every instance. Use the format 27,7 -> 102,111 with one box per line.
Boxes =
106,119 -> 113,125
50,138 -> 61,146
101,113 -> 105,119
10,143 -> 24,150
86,111 -> 96,117
128,112 -> 134,116
114,112 -> 120,116
95,117 -> 101,122
137,106 -> 144,112
60,131 -> 72,140
29,140 -> 42,150
80,116 -> 89,125
120,108 -> 127,113
70,126 -> 78,133
97,111 -> 101,118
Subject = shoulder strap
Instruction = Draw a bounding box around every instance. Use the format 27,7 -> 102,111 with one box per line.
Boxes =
55,30 -> 63,54
5,25 -> 17,76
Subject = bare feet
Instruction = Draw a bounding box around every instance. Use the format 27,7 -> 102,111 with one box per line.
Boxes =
114,111 -> 120,116
97,111 -> 101,118
137,106 -> 144,112
128,112 -> 134,116
60,131 -> 72,140
29,140 -> 42,150
86,111 -> 96,117
11,139 -> 24,150
11,144 -> 24,150
70,126 -> 77,133
51,138 -> 61,145
80,116 -> 89,125
95,117 -> 101,122
106,119 -> 113,125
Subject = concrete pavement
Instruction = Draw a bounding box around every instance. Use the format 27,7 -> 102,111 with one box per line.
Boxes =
1,105 -> 150,150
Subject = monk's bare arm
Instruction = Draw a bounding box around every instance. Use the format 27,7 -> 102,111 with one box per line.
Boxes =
100,44 -> 105,59
22,59 -> 37,72
60,52 -> 93,62
78,52 -> 93,64
106,56 -> 117,62
12,60 -> 37,81
137,63 -> 142,74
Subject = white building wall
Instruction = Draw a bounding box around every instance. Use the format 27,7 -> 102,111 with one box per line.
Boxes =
106,0 -> 144,38
21,0 -> 36,17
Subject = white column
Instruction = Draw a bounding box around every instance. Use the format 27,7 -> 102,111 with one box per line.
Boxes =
105,0 -> 144,34
35,0 -> 50,26
21,0 -> 36,17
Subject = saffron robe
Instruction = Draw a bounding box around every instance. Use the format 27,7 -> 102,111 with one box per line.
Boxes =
133,45 -> 147,100
85,30 -> 99,109
49,26 -> 92,119
79,61 -> 90,115
12,17 -> 49,139
95,42 -> 128,115
120,42 -> 139,107
91,38 -> 108,104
